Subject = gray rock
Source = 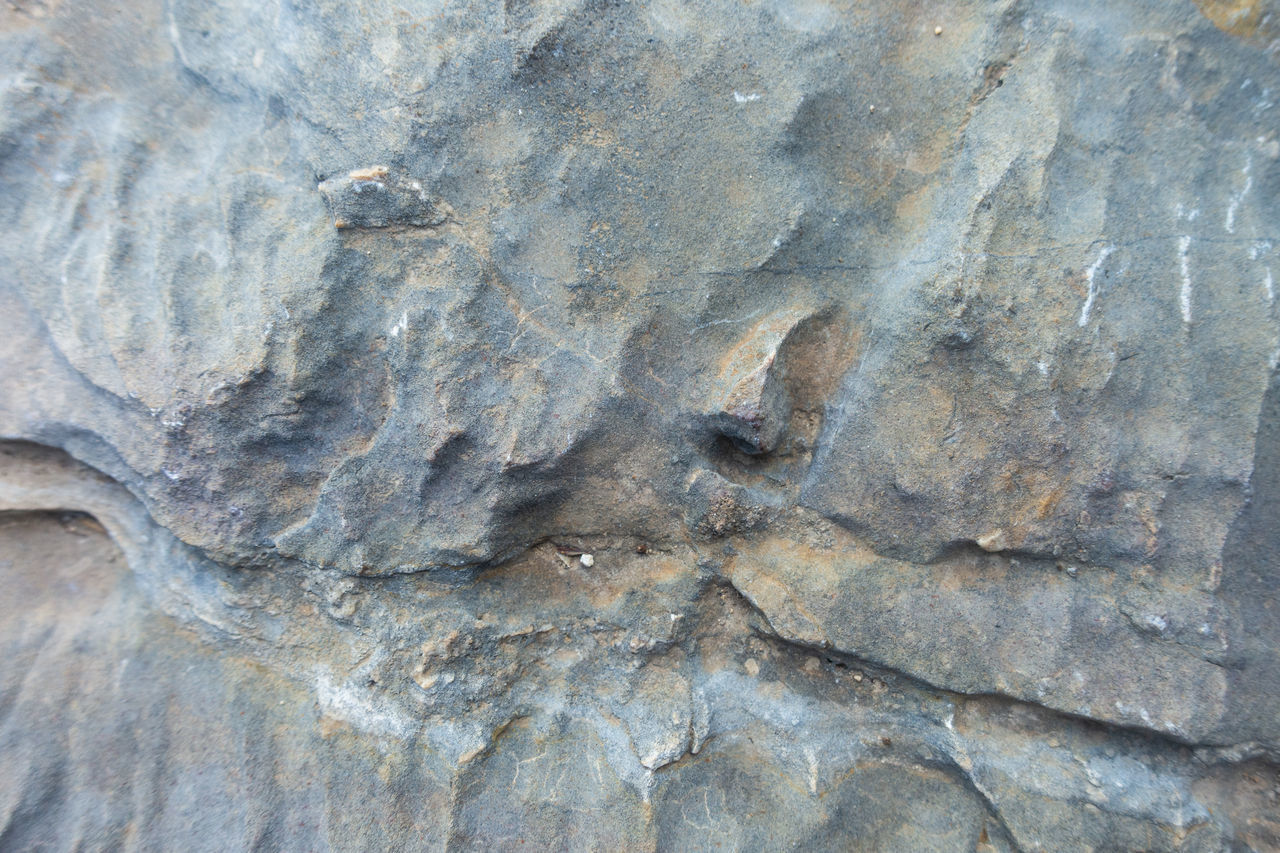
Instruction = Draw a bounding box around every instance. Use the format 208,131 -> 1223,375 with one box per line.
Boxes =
318,166 -> 451,230
2,0 -> 1279,848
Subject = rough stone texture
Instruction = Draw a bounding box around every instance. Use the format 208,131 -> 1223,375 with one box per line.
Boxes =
2,0 -> 1279,849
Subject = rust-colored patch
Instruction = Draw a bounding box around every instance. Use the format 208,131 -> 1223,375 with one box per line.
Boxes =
724,532 -> 881,646
1193,0 -> 1280,44
318,713 -> 352,738
1034,480 -> 1068,520
579,118 -> 617,148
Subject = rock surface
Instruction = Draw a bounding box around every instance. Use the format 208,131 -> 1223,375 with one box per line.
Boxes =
2,0 -> 1280,849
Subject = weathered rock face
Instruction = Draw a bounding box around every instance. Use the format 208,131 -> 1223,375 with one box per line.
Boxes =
2,0 -> 1279,848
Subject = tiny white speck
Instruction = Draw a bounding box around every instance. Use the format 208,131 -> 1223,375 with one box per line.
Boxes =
1265,267 -> 1274,306
1037,360 -> 1049,376
390,310 -> 408,338
733,91 -> 761,103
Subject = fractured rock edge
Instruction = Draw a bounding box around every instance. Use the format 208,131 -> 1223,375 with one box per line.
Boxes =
3,436 -> 1276,756
2,439 -> 1279,852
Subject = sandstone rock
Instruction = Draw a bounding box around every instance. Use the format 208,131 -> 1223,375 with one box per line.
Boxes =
2,0 -> 1279,848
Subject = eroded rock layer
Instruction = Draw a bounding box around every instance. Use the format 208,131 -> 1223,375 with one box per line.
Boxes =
2,0 -> 1279,848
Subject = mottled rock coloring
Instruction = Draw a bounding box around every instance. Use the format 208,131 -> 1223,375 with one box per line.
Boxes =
2,0 -> 1279,849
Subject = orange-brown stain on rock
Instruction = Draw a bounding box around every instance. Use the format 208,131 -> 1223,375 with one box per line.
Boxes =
1193,0 -> 1280,45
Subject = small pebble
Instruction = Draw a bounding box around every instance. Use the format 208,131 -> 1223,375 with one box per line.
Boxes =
934,25 -> 943,36
580,553 -> 594,567
744,658 -> 760,678
868,104 -> 875,113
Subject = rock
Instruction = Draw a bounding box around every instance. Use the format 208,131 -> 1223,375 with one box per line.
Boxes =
703,309 -> 805,455
318,166 -> 451,229
2,0 -> 1279,848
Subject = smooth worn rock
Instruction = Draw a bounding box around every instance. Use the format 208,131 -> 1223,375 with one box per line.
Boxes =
2,0 -> 1280,849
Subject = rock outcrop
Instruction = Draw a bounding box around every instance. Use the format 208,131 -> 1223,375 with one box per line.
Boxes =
2,0 -> 1279,848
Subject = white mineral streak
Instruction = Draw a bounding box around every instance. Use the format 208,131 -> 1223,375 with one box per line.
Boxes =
1179,236 -> 1193,326
1078,245 -> 1114,327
